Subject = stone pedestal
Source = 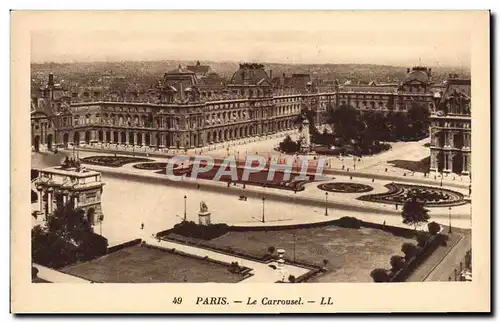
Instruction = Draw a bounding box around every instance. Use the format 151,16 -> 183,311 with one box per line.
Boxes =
198,211 -> 211,226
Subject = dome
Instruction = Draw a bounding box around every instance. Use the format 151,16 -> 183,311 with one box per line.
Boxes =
229,63 -> 270,85
404,69 -> 430,83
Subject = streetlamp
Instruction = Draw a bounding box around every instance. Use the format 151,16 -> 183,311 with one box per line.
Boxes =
184,195 -> 187,221
262,196 -> 266,223
325,192 -> 329,216
448,206 -> 452,234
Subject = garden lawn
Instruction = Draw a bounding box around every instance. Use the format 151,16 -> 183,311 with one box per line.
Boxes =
209,226 -> 415,282
60,245 -> 244,283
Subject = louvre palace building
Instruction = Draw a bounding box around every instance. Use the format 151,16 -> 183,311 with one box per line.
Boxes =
31,62 -> 470,174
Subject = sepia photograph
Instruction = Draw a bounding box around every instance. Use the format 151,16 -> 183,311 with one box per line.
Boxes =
10,10 -> 490,313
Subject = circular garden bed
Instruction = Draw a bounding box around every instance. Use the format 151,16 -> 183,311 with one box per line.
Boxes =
357,182 -> 468,207
81,156 -> 153,168
318,182 -> 374,193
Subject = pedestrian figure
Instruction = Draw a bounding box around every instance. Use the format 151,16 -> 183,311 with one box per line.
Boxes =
350,176 -> 353,180
385,168 -> 388,172
372,178 -> 375,182
383,221 -> 386,226
395,204 -> 399,210
141,223 -> 144,230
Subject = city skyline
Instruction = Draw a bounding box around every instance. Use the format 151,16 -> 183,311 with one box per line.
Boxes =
30,11 -> 471,68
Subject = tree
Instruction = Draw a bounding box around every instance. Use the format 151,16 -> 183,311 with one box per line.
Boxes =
401,242 -> 420,261
329,103 -> 361,140
364,111 -> 389,141
288,275 -> 296,283
401,197 -> 430,230
370,268 -> 390,283
389,255 -> 405,271
279,135 -> 300,154
32,204 -> 108,268
427,221 -> 441,235
386,111 -> 408,141
416,232 -> 431,247
407,103 -> 430,139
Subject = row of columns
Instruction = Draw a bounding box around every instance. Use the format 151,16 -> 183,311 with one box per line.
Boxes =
430,150 -> 471,175
433,131 -> 471,149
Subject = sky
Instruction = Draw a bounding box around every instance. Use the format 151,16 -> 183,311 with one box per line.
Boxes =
30,11 -> 473,68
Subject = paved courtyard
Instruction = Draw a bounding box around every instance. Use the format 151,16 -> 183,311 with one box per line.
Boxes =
32,148 -> 472,247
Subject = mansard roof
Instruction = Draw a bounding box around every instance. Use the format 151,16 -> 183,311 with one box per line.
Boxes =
229,63 -> 271,86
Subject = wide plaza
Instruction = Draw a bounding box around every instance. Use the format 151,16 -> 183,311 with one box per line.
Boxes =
31,132 -> 472,283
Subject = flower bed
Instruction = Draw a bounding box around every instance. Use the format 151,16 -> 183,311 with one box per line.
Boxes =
132,162 -> 169,170
318,182 -> 374,193
155,165 -> 319,192
358,182 -> 468,207
81,156 -> 153,168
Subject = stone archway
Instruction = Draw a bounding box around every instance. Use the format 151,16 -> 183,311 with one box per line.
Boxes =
85,131 -> 91,144
437,151 -> 444,173
452,152 -> 464,174
137,133 -> 143,146
129,131 -> 135,145
33,135 -> 40,152
121,132 -> 127,144
73,132 -> 80,146
145,133 -> 151,146
87,208 -> 95,226
47,134 -> 53,150
63,133 -> 69,148
98,130 -> 104,142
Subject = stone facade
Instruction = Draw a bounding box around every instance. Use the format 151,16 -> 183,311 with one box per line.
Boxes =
31,65 -> 455,152
429,77 -> 471,175
33,166 -> 105,227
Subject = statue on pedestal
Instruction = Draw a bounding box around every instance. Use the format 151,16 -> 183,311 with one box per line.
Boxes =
198,201 -> 211,226
199,201 -> 208,213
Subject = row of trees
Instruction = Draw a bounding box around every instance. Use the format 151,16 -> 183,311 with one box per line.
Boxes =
370,221 -> 442,282
290,102 -> 429,157
328,103 -> 430,143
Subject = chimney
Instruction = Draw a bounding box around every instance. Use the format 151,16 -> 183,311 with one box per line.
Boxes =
269,69 -> 273,80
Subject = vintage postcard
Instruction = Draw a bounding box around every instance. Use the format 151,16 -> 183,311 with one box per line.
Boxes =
11,10 -> 490,313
